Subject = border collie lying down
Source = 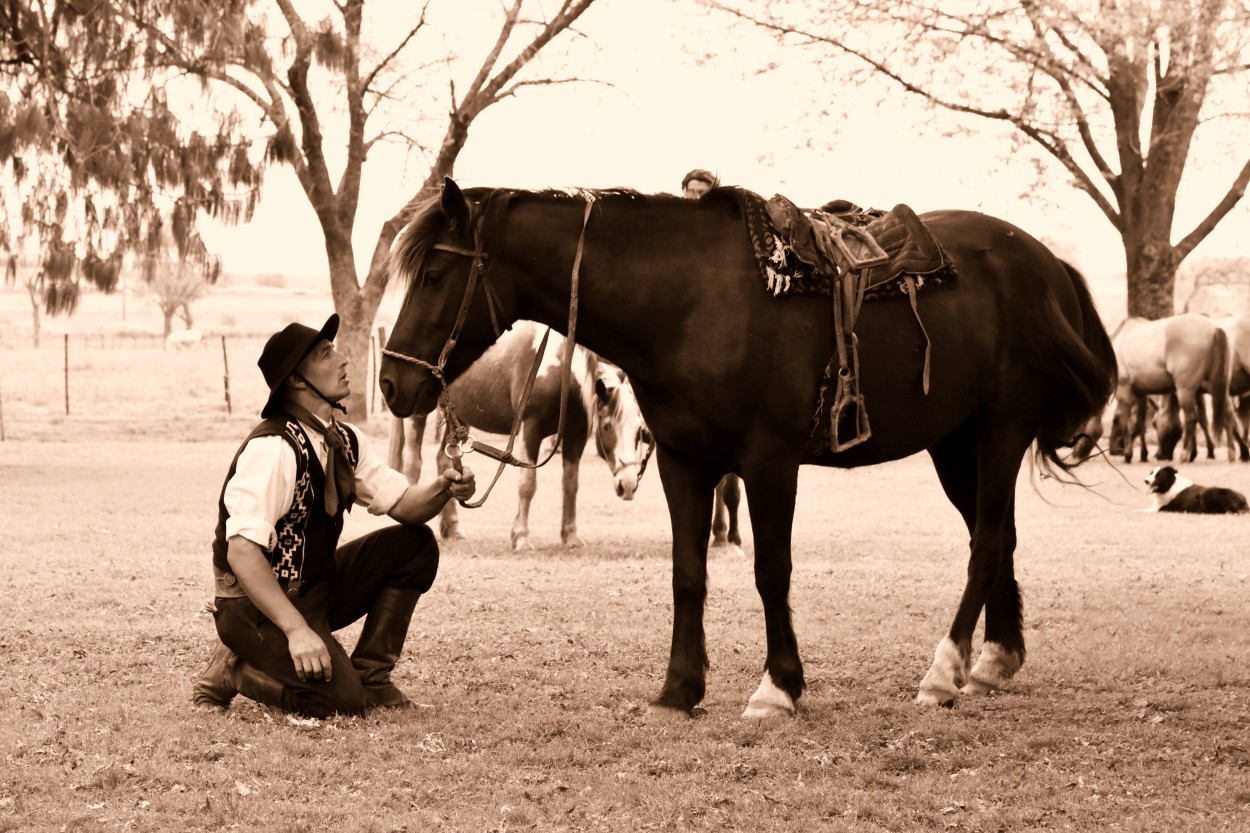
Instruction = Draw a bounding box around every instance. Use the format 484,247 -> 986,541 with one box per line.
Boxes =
1145,466 -> 1249,514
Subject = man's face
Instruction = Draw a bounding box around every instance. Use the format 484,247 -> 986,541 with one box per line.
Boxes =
295,338 -> 350,402
683,179 -> 713,199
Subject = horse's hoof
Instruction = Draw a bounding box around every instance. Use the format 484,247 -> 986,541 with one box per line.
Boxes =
646,703 -> 692,721
963,643 -> 1021,696
440,528 -> 464,541
510,537 -> 533,552
961,677 -> 995,696
916,687 -> 958,708
743,673 -> 796,718
742,701 -> 794,719
562,535 -> 584,549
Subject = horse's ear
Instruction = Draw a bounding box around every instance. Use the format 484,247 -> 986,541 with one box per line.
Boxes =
441,177 -> 470,232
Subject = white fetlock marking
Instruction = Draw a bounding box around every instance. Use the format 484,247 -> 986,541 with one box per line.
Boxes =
916,636 -> 966,706
965,641 -> 1022,694
742,672 -> 795,718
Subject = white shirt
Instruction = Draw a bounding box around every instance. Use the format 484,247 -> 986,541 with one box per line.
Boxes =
223,416 -> 410,550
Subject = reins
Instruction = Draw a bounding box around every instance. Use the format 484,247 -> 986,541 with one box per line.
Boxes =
383,198 -> 594,508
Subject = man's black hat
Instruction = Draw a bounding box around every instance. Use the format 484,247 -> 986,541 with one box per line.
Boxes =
681,168 -> 719,190
258,314 -> 340,417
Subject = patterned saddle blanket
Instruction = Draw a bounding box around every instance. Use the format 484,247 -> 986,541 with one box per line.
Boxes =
728,187 -> 957,455
733,188 -> 954,297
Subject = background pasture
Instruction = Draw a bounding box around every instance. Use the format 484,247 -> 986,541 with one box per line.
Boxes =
2,281 -> 1249,832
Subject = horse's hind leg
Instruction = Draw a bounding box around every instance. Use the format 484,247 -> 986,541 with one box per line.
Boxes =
1177,390 -> 1203,463
560,432 -> 586,548
711,475 -> 744,555
740,459 -> 803,718
919,419 -> 1029,707
511,429 -> 544,551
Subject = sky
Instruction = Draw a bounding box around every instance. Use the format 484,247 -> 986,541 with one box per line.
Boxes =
201,0 -> 1249,283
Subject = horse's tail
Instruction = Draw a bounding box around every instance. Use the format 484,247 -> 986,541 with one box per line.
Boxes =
1208,326 -> 1231,441
1031,259 -> 1118,473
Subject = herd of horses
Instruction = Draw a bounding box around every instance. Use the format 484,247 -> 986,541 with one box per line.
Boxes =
372,177 -> 1233,720
1073,312 -> 1250,464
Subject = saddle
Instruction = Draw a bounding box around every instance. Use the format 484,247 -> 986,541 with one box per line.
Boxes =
763,193 -> 951,452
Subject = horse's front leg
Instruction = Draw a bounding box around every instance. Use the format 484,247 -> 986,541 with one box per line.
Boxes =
741,463 -> 803,718
510,429 -> 544,551
649,448 -> 718,719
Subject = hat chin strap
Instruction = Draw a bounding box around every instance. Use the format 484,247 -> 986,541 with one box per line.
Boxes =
293,374 -> 348,414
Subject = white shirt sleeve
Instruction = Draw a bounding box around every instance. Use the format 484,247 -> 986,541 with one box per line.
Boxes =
223,435 -> 298,549
343,421 -> 411,515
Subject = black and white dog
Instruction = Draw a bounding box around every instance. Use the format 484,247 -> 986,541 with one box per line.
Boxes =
1144,466 -> 1249,514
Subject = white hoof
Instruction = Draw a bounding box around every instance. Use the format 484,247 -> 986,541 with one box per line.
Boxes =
916,636 -> 966,707
963,642 -> 1022,695
742,673 -> 795,718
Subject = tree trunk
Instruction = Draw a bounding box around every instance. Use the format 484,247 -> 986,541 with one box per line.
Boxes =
326,241 -> 385,421
162,310 -> 176,339
1123,233 -> 1179,320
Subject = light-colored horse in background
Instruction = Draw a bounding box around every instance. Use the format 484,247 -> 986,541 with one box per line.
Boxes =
388,321 -> 654,550
1112,314 -> 1237,463
1218,313 -> 1250,441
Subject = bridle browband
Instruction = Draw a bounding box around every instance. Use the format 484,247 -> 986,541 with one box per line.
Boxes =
383,197 -> 594,508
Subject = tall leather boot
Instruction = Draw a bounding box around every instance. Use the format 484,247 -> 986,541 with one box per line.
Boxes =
191,640 -> 287,711
191,640 -> 238,710
351,586 -> 421,709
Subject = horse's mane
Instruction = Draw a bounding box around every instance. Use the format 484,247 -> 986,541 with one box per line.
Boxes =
389,185 -> 748,286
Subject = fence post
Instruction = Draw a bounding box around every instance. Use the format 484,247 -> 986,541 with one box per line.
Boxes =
63,333 -> 70,416
221,335 -> 233,415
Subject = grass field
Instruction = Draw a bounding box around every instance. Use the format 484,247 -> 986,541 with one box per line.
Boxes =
3,431 -> 1249,832
4,279 -> 1249,831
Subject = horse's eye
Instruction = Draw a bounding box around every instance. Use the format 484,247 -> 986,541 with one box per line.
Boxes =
640,427 -> 652,445
422,268 -> 445,287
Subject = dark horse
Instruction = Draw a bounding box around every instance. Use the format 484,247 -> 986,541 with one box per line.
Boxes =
380,180 -> 1116,717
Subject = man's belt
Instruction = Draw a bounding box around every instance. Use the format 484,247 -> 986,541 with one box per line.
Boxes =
213,565 -> 301,600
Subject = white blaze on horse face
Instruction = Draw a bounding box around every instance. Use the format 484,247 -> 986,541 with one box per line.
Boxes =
593,365 -> 651,501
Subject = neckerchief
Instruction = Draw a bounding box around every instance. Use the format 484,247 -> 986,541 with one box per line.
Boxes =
281,402 -> 356,515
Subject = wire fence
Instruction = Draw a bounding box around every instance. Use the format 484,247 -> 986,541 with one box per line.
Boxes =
0,330 -> 393,442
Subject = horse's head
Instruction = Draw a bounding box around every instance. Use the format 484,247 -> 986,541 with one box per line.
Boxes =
380,178 -> 513,417
1069,411 -> 1104,461
592,362 -> 654,501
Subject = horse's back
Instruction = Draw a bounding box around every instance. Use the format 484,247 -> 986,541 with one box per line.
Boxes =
448,321 -> 590,438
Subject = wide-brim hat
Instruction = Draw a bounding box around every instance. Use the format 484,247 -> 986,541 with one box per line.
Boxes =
258,314 -> 340,417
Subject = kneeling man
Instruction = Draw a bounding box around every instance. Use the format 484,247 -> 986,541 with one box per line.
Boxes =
192,314 -> 474,717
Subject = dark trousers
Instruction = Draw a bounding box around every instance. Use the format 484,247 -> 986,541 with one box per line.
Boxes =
213,524 -> 438,717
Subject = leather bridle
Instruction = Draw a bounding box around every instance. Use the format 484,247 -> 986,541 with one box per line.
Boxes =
382,198 -> 594,508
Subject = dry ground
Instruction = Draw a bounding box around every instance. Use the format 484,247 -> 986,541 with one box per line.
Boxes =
2,429 -> 1248,832
3,281 -> 1248,831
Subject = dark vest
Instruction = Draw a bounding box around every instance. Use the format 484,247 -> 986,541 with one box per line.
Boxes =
212,414 -> 359,591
